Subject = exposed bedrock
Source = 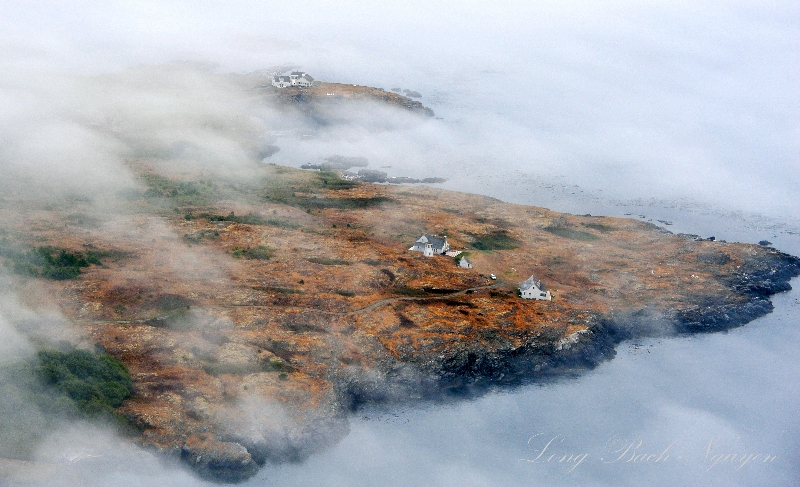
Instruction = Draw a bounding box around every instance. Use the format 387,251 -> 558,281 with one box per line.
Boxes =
336,249 -> 800,405
195,248 -> 799,482
181,434 -> 259,484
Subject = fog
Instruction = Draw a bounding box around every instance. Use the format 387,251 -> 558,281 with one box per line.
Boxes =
2,1 -> 798,217
262,287 -> 800,487
1,1 -> 798,485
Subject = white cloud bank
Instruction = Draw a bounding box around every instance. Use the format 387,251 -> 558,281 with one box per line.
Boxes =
0,1 -> 797,486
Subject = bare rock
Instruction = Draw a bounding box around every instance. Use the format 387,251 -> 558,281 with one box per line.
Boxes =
181,433 -> 258,483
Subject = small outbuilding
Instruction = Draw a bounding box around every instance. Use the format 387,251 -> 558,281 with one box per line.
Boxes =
519,275 -> 551,300
458,256 -> 473,269
409,234 -> 450,257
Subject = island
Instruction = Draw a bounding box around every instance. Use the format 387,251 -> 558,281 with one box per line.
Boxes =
0,79 -> 797,483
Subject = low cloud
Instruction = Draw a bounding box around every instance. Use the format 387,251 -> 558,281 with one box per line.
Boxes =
0,1 -> 797,485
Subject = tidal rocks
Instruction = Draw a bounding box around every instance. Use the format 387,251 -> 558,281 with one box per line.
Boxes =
181,434 -> 258,483
362,248 -> 800,399
726,248 -> 800,296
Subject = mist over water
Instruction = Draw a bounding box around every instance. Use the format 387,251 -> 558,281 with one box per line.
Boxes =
1,1 -> 798,486
260,286 -> 800,487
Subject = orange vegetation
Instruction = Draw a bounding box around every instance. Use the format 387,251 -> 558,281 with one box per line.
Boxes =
0,161 -> 779,473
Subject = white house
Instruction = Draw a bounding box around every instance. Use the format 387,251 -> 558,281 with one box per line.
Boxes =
409,235 -> 450,257
290,71 -> 314,87
271,75 -> 292,88
519,275 -> 552,300
273,71 -> 315,88
458,256 -> 473,269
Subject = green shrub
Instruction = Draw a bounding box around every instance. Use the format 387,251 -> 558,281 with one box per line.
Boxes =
303,195 -> 391,211
0,245 -> 103,280
582,223 -> 615,233
231,246 -> 273,260
317,170 -> 359,190
472,232 -> 520,251
142,175 -> 215,206
543,226 -> 599,241
183,229 -> 220,244
263,187 -> 392,211
34,349 -> 133,417
392,286 -> 428,297
152,293 -> 192,313
262,359 -> 292,372
186,211 -> 301,229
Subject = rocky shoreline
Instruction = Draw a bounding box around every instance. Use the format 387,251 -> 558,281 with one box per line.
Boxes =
81,244 -> 800,483
102,198 -> 800,483
336,246 -> 800,407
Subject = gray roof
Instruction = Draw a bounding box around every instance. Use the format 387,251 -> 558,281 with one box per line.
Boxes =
417,234 -> 447,249
519,275 -> 546,292
301,74 -> 314,82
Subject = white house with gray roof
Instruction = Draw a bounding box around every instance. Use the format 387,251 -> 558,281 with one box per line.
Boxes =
271,75 -> 292,88
272,71 -> 315,88
519,275 -> 551,300
409,234 -> 450,257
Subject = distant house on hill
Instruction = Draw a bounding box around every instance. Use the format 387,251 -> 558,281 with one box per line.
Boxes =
272,75 -> 292,88
519,275 -> 552,300
409,234 -> 450,257
458,256 -> 473,269
272,71 -> 315,88
290,71 -> 314,87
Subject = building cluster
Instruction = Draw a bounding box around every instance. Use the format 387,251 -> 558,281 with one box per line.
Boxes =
271,71 -> 314,88
408,234 -> 552,300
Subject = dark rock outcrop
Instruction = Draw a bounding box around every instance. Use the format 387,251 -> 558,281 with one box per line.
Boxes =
181,434 -> 259,483
344,248 -> 800,403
